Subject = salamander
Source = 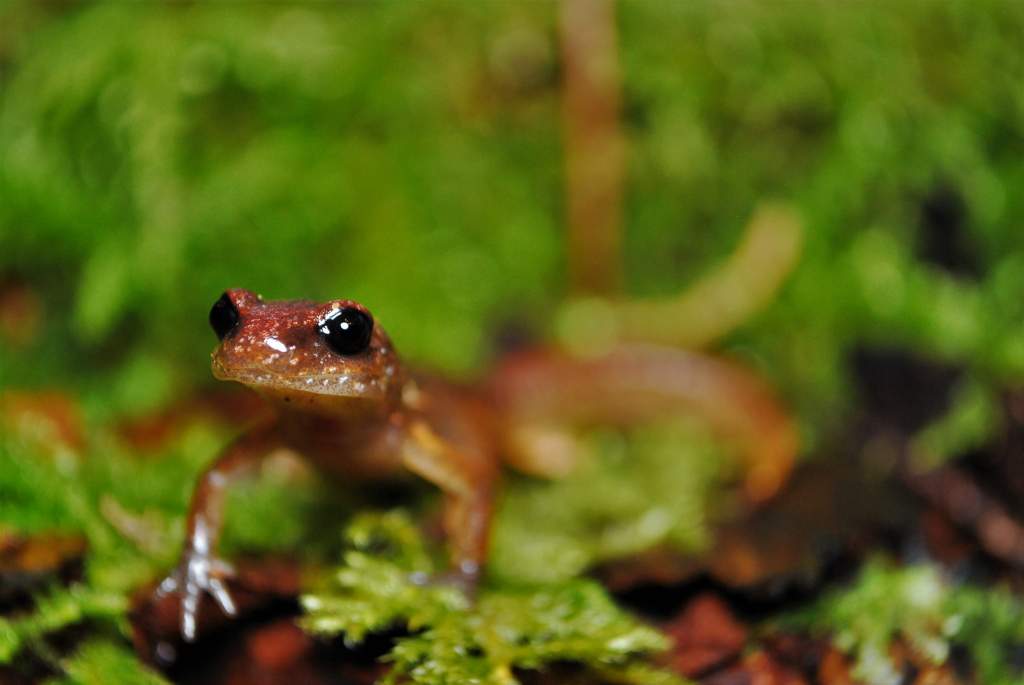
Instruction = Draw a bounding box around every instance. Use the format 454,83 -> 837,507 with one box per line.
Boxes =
157,288 -> 796,640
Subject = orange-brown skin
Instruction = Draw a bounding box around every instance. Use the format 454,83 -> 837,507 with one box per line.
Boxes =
159,289 -> 797,641
158,289 -> 498,641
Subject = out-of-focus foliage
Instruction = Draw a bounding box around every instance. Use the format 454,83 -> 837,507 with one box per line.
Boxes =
491,421 -> 728,584
0,424 -> 326,673
909,377 -> 999,468
781,558 -> 1024,685
0,1 -> 565,416
0,586 -> 127,665
2,0 -> 1024,680
48,640 -> 170,685
301,512 -> 684,685
2,0 -> 1024,443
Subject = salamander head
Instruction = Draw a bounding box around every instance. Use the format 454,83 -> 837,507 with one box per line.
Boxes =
208,289 -> 403,406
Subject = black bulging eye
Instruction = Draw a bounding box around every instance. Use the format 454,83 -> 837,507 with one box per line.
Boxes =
209,292 -> 240,341
319,307 -> 373,355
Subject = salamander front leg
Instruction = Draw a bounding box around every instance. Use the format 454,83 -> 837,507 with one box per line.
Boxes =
402,420 -> 497,592
156,419 -> 281,641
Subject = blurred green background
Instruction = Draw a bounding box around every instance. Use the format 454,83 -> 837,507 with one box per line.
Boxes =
2,0 -> 1024,446
3,3 -> 1024,681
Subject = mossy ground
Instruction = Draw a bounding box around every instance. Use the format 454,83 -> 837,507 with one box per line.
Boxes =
2,1 -> 1024,682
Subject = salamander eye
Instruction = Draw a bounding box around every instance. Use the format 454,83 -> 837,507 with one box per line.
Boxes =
209,292 -> 240,341
319,307 -> 373,356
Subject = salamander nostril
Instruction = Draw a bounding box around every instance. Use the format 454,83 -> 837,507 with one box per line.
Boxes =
209,292 -> 241,341
318,307 -> 373,355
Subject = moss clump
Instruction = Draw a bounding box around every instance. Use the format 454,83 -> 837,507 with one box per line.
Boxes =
0,424 -> 327,678
301,512 -> 686,685
0,435 -> 175,676
781,558 -> 1024,685
0,586 -> 127,665
491,421 -> 729,584
49,639 -> 170,685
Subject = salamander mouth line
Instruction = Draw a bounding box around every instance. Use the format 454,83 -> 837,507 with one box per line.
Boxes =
212,363 -> 384,398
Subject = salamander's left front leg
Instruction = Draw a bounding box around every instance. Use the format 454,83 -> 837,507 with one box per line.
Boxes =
402,420 -> 498,588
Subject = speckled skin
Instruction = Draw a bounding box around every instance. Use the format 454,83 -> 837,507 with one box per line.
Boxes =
158,289 -> 797,642
159,289 -> 498,641
211,289 -> 400,408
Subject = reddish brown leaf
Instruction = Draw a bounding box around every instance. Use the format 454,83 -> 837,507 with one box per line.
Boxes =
0,532 -> 86,604
817,647 -> 857,685
246,620 -> 312,671
703,650 -> 807,685
664,594 -> 748,677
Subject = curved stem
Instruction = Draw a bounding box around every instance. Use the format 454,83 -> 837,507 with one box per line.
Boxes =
561,0 -> 625,296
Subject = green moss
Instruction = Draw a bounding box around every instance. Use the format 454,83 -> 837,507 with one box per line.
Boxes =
3,0 -> 1024,679
0,586 -> 127,664
0,425 -> 334,671
48,639 -> 169,685
491,421 -> 727,584
302,512 -> 686,685
910,378 -> 999,467
781,558 -> 1024,685
3,0 -> 1024,446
